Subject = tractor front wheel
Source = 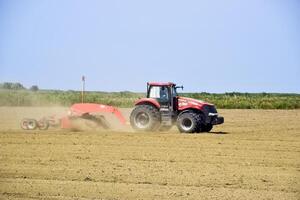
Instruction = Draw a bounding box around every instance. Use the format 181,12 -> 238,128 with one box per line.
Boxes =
176,112 -> 201,133
130,105 -> 160,131
201,124 -> 213,132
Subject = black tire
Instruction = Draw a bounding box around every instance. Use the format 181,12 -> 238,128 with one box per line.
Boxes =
130,105 -> 160,131
195,113 -> 205,133
176,112 -> 202,133
201,124 -> 213,132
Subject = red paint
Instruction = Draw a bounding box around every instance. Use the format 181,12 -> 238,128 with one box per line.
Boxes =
177,96 -> 212,111
53,103 -> 127,129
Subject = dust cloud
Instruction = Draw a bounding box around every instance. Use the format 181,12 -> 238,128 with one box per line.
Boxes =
0,107 -> 133,132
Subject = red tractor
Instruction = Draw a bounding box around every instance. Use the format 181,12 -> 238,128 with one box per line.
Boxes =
130,82 -> 224,133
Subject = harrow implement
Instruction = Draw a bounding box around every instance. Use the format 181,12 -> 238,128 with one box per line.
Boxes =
21,103 -> 126,130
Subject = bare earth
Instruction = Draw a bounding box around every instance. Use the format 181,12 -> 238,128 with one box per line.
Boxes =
0,107 -> 299,200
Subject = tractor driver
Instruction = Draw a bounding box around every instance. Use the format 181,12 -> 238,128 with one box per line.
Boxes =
160,86 -> 169,101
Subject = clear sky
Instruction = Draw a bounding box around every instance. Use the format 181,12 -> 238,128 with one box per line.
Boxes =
0,0 -> 299,93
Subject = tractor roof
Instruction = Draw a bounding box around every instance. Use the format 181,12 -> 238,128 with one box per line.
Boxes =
147,82 -> 176,86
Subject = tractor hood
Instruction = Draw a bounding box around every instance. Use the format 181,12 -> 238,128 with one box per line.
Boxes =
178,96 -> 214,110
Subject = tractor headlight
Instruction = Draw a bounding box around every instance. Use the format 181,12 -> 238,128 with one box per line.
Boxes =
208,113 -> 218,117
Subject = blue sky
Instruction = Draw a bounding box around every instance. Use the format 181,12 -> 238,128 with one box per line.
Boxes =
0,0 -> 299,92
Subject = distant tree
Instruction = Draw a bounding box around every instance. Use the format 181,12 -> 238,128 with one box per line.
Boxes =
2,82 -> 12,89
12,82 -> 26,90
1,82 -> 25,90
30,85 -> 39,91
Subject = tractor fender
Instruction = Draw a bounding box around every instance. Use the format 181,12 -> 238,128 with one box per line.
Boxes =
134,98 -> 160,109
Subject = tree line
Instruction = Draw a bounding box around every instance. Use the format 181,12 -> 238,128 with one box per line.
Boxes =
0,82 -> 39,91
0,83 -> 299,109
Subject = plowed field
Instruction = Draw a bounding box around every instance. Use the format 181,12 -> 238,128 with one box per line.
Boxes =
0,107 -> 299,200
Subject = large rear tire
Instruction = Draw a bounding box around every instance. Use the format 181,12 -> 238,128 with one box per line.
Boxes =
130,105 -> 160,131
176,112 -> 202,133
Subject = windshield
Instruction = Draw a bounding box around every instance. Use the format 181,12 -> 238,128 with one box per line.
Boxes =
148,85 -> 179,100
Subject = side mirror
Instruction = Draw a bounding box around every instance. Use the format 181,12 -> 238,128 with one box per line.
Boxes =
176,86 -> 184,90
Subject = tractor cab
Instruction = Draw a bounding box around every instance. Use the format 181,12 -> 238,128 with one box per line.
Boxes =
147,82 -> 180,111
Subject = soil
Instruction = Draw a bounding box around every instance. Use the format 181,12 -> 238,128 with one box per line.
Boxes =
0,107 -> 299,199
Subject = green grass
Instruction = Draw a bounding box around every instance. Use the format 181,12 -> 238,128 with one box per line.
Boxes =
0,89 -> 299,109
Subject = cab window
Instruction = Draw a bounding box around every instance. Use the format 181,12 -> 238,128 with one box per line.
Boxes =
149,86 -> 169,100
149,86 -> 160,98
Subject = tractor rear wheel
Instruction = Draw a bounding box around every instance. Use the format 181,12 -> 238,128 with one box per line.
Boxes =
176,112 -> 201,133
130,105 -> 160,131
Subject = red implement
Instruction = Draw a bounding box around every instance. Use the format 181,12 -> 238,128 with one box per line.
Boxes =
21,103 -> 127,130
60,103 -> 126,129
70,103 -> 126,124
